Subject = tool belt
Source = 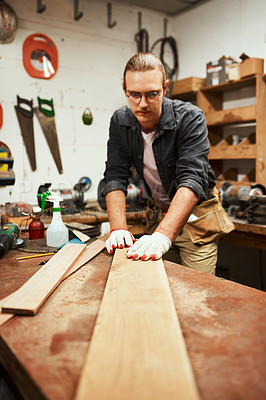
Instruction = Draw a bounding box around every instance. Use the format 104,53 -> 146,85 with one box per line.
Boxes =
146,187 -> 235,245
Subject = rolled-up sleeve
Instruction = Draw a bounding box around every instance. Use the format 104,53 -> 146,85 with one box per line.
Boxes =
103,112 -> 132,197
176,108 -> 211,202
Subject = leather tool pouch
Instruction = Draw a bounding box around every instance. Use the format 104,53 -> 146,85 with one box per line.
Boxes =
186,187 -> 235,244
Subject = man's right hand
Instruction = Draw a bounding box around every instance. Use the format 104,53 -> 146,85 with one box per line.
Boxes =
105,229 -> 135,255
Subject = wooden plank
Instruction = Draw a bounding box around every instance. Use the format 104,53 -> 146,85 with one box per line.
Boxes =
201,75 -> 256,92
0,313 -> 13,325
209,144 -> 256,159
172,77 -> 205,95
75,249 -> 200,400
65,238 -> 106,277
205,105 -> 256,126
256,74 -> 266,185
1,243 -> 86,315
0,238 -> 106,325
197,90 -> 222,113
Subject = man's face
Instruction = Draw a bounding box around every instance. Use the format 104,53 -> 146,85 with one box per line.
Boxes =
124,69 -> 169,131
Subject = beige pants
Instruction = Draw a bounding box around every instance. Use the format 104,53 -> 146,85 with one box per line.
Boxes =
145,188 -> 234,275
146,217 -> 218,275
171,226 -> 218,275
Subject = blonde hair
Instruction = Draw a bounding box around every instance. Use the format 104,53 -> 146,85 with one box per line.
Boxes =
123,52 -> 167,90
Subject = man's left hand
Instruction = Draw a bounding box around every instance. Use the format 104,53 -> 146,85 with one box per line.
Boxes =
126,232 -> 172,261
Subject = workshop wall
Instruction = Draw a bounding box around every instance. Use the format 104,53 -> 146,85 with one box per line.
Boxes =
1,0 -> 266,207
175,0 -> 266,79
0,0 -> 174,206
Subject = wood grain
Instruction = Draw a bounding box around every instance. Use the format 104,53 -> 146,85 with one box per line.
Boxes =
64,238 -> 106,277
0,238 -> 107,325
75,248 -> 200,400
1,243 -> 86,315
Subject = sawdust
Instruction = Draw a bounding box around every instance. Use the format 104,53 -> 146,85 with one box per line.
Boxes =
168,277 -> 234,340
170,279 -> 217,318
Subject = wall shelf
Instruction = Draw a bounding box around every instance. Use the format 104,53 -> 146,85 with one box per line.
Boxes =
171,77 -> 205,102
205,105 -> 256,126
209,144 -> 256,160
197,74 -> 266,186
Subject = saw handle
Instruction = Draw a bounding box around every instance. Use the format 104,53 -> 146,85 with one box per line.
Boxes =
38,97 -> 55,117
16,95 -> 33,118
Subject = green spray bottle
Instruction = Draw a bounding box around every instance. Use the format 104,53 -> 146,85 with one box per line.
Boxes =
38,191 -> 69,247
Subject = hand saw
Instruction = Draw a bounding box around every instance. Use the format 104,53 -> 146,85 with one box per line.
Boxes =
14,95 -> 36,171
34,97 -> 63,174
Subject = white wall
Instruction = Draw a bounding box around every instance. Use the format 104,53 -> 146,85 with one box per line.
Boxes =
174,0 -> 266,79
1,0 -> 265,206
0,0 -> 174,205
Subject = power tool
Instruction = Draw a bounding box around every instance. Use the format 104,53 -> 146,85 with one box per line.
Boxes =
37,177 -> 92,215
0,222 -> 20,258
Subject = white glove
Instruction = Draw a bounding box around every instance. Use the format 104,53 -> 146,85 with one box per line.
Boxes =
105,229 -> 135,255
126,232 -> 172,261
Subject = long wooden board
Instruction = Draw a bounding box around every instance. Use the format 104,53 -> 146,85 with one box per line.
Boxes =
65,238 -> 106,277
0,238 -> 107,325
1,243 -> 86,315
75,248 -> 200,400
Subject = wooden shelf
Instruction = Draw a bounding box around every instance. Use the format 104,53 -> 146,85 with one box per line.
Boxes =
205,105 -> 256,126
202,75 -> 256,93
171,74 -> 266,186
209,144 -> 256,160
171,77 -> 205,101
197,74 -> 266,186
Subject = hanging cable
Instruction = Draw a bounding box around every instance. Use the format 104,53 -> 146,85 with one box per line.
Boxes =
150,36 -> 178,81
134,28 -> 149,53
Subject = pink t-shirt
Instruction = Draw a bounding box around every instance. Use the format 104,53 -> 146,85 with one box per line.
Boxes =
141,128 -> 171,211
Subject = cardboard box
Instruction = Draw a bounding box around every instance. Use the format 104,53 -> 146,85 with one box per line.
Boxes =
240,58 -> 264,78
206,58 -> 234,86
228,63 -> 240,81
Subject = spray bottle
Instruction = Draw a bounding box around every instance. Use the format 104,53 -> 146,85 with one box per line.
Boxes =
37,190 -> 69,247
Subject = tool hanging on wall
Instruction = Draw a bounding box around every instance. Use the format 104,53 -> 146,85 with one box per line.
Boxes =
14,95 -> 36,171
23,33 -> 58,79
82,108 -> 93,125
37,0 -> 46,13
0,0 -> 18,44
134,11 -> 149,52
0,141 -> 15,186
34,97 -> 63,174
0,104 -> 3,129
107,3 -> 116,28
74,0 -> 83,21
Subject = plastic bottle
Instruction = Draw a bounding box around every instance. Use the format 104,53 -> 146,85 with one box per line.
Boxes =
37,191 -> 69,247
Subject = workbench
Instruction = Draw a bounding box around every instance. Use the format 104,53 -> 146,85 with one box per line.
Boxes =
0,243 -> 265,400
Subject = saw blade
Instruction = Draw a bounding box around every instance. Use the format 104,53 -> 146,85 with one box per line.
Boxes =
35,107 -> 63,174
14,105 -> 36,171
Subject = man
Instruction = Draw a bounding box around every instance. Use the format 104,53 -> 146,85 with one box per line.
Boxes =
103,52 -> 234,274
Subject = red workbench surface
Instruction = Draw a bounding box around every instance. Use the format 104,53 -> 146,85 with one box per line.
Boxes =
0,246 -> 266,400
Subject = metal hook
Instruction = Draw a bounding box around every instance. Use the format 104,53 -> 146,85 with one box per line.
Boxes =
164,18 -> 167,37
107,3 -> 116,28
74,0 -> 83,21
37,0 -> 46,14
138,11 -> 142,31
